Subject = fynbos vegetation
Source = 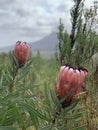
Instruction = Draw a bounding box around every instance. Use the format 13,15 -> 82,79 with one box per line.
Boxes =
0,0 -> 98,130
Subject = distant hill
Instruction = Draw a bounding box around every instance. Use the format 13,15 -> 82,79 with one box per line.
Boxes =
0,32 -> 59,58
30,32 -> 59,58
0,45 -> 14,53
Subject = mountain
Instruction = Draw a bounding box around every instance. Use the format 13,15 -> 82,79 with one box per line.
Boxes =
30,32 -> 58,51
30,32 -> 59,58
0,32 -> 59,58
0,45 -> 14,53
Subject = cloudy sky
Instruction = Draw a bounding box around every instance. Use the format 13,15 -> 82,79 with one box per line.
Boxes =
0,0 -> 94,48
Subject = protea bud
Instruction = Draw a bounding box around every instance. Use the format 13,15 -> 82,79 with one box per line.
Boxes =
14,41 -> 30,64
55,65 -> 88,107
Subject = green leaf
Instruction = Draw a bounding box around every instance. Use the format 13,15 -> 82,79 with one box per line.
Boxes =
39,125 -> 53,130
0,93 -> 12,104
13,107 -> 24,128
50,89 -> 62,108
64,113 -> 82,120
29,111 -> 39,129
9,51 -> 19,68
0,106 -> 17,125
44,87 -> 52,107
0,126 -> 17,130
64,99 -> 79,111
29,100 -> 39,129
23,103 -> 49,121
71,124 -> 87,130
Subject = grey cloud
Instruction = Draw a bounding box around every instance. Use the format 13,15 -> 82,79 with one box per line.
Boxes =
14,7 -> 30,17
0,0 -> 29,18
36,17 -> 56,26
0,0 -> 93,47
57,4 -> 66,12
0,0 -> 18,8
0,10 -> 11,18
0,23 -> 19,30
19,25 -> 53,35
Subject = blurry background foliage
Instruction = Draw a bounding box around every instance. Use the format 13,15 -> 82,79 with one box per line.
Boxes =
0,0 -> 98,130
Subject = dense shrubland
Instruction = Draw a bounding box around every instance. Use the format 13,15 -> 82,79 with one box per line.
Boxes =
0,45 -> 97,130
0,0 -> 98,130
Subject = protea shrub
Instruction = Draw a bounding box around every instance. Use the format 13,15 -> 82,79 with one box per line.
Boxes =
13,41 -> 30,65
55,65 -> 88,107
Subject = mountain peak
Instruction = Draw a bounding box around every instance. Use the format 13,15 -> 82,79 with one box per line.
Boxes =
30,31 -> 58,51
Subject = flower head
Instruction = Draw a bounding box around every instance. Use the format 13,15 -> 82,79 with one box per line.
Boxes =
55,65 -> 88,107
14,41 -> 30,64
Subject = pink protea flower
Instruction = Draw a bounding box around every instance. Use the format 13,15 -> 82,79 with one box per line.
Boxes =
14,41 -> 30,64
55,65 -> 88,107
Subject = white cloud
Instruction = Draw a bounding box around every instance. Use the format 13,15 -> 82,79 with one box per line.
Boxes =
0,0 -> 94,47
